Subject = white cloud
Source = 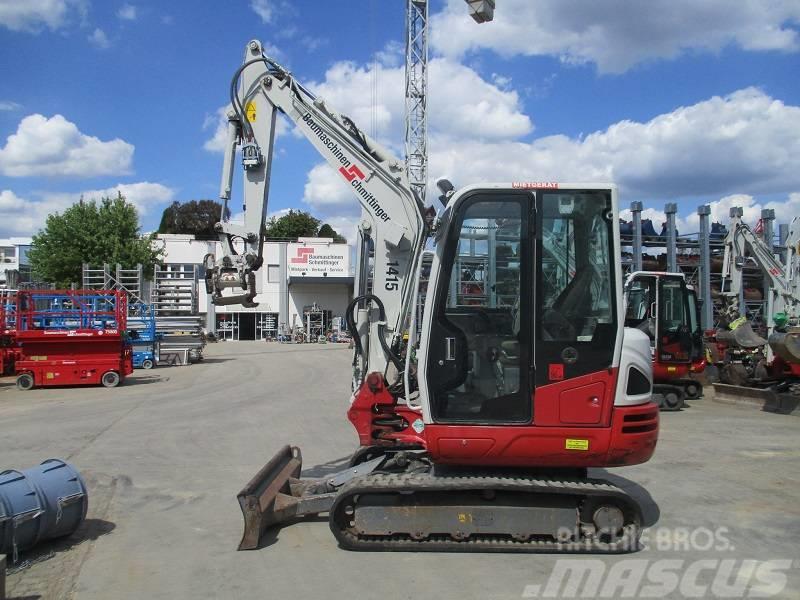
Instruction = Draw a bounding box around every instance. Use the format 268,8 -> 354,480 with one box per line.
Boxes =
0,182 -> 176,236
427,88 -> 800,202
88,27 -> 110,49
202,106 -> 232,153
300,79 -> 800,240
306,57 -> 531,150
250,0 -> 272,23
302,162 -> 353,211
303,59 -> 533,222
317,214 -> 360,245
0,114 -> 134,177
0,190 -> 43,236
49,182 -> 176,215
682,192 -> 800,231
431,0 -> 800,73
0,0 -> 85,32
0,101 -> 21,111
117,3 -> 137,21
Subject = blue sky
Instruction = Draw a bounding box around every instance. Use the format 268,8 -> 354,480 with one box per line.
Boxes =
1,0 -> 799,240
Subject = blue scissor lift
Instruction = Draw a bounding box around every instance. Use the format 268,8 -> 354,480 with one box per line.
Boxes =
127,302 -> 161,369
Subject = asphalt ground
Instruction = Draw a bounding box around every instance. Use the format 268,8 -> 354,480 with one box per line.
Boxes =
1,341 -> 799,600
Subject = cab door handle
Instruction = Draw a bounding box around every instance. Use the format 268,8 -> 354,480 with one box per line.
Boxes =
445,337 -> 456,361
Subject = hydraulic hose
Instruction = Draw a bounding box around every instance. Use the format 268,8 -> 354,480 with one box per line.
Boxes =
346,294 -> 404,384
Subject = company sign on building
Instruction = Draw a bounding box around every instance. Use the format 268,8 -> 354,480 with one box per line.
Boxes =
288,239 -> 350,278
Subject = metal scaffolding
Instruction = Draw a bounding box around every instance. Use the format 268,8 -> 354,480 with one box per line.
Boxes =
405,0 -> 429,203
620,201 -> 789,334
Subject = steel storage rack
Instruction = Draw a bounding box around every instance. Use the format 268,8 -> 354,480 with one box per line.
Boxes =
13,289 -> 133,390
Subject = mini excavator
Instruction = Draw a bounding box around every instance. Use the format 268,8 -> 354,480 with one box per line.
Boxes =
205,41 -> 659,552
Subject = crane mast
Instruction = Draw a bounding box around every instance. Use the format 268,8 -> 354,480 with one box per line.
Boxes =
405,0 -> 429,203
402,0 -> 495,203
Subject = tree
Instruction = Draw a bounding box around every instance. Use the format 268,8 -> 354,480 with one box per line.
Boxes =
317,223 -> 347,243
28,193 -> 163,287
264,209 -> 320,240
157,199 -> 227,240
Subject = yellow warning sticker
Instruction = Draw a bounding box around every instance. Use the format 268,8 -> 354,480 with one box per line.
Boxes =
729,316 -> 747,330
565,438 -> 589,451
46,372 -> 54,379
245,101 -> 257,122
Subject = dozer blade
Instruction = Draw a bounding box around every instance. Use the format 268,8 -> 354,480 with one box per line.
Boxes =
238,444 -> 333,550
238,445 -> 303,550
237,446 -> 389,550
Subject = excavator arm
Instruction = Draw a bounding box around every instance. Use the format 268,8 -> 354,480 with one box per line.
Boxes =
721,212 -> 799,327
720,211 -> 800,366
205,40 -> 429,381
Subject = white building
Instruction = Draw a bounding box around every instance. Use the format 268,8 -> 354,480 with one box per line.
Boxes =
0,237 -> 33,287
155,234 -> 354,340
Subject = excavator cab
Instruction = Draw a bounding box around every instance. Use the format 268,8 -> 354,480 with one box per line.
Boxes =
625,272 -> 705,407
423,188 -> 619,430
657,276 -> 693,362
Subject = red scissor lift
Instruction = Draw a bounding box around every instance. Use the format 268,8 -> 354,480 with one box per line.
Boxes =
13,289 -> 133,391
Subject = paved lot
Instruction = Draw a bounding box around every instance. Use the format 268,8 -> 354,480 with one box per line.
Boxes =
1,341 -> 799,600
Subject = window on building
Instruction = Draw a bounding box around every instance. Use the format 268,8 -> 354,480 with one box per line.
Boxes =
267,264 -> 280,283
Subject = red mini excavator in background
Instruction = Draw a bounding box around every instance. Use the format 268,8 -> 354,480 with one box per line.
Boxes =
206,41 -> 659,553
624,272 -> 706,410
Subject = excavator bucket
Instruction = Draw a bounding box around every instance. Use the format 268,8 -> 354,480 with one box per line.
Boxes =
716,322 -> 767,349
770,330 -> 800,364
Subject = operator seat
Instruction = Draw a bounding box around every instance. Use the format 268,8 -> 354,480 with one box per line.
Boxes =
542,268 -> 594,340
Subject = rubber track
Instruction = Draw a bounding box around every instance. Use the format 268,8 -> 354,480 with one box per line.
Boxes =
329,472 -> 642,553
653,384 -> 685,412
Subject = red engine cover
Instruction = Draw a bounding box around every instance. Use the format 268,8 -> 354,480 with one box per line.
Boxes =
348,370 -> 659,470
